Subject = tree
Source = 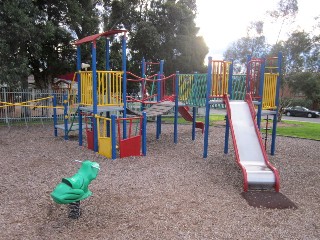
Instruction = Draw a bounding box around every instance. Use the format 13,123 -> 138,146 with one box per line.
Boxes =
288,72 -> 320,109
268,29 -> 320,118
106,0 -> 208,76
0,0 -> 104,89
223,21 -> 269,73
0,0 -> 39,88
29,0 -> 103,88
1,0 -> 208,90
267,0 -> 298,44
149,0 -> 208,74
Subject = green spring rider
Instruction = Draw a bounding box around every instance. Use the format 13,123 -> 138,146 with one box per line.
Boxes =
51,160 -> 100,218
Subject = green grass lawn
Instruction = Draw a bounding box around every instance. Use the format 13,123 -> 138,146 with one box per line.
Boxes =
275,120 -> 320,140
161,115 -> 225,125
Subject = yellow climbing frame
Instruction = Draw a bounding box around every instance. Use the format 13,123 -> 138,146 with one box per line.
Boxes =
262,73 -> 278,110
79,71 -> 123,106
211,61 -> 231,97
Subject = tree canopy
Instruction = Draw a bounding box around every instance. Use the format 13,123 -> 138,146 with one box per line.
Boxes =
0,0 -> 208,89
223,0 -> 319,109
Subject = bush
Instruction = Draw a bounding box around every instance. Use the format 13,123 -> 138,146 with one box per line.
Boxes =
280,97 -> 313,109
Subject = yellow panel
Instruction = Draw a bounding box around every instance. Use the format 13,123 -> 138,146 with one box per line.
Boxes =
98,137 -> 112,158
79,71 -> 124,107
262,73 -> 278,109
211,61 -> 230,97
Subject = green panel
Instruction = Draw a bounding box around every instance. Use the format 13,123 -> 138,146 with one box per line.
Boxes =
177,74 -> 246,108
178,74 -> 207,107
232,74 -> 246,100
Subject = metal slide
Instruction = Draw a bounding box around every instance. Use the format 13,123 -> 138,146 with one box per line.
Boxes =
224,95 -> 280,192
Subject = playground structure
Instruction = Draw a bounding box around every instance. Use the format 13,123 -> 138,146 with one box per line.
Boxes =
0,28 -> 283,192
53,29 -> 207,160
66,29 -> 149,159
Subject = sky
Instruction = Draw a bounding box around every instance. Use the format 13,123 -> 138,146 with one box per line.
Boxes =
195,0 -> 320,60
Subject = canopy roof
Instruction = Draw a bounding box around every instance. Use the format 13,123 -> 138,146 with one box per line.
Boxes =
75,29 -> 127,46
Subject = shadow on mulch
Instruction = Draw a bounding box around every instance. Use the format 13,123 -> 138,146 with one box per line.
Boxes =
241,192 -> 298,209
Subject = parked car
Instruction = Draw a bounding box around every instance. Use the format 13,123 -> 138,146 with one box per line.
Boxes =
283,106 -> 320,118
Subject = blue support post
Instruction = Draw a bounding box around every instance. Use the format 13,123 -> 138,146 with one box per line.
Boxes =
192,72 -> 198,141
224,60 -> 234,154
92,41 -> 98,152
203,57 -> 213,158
224,116 -> 230,154
156,71 -> 161,139
160,60 -> 164,79
159,60 -> 164,134
174,72 -> 179,144
142,112 -> 147,156
77,46 -> 83,146
106,38 -> 111,137
141,58 -> 146,77
63,94 -> 68,140
53,94 -> 58,137
111,115 -> 117,160
122,34 -> 127,139
141,58 -> 146,111
257,58 -> 266,129
271,52 -> 283,155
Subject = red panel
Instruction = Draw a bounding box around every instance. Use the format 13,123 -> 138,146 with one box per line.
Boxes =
119,135 -> 141,158
86,130 -> 94,150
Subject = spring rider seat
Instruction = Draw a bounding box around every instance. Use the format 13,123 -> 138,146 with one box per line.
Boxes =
51,160 -> 100,218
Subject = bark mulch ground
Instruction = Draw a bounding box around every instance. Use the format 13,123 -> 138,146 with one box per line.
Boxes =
0,123 -> 319,240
